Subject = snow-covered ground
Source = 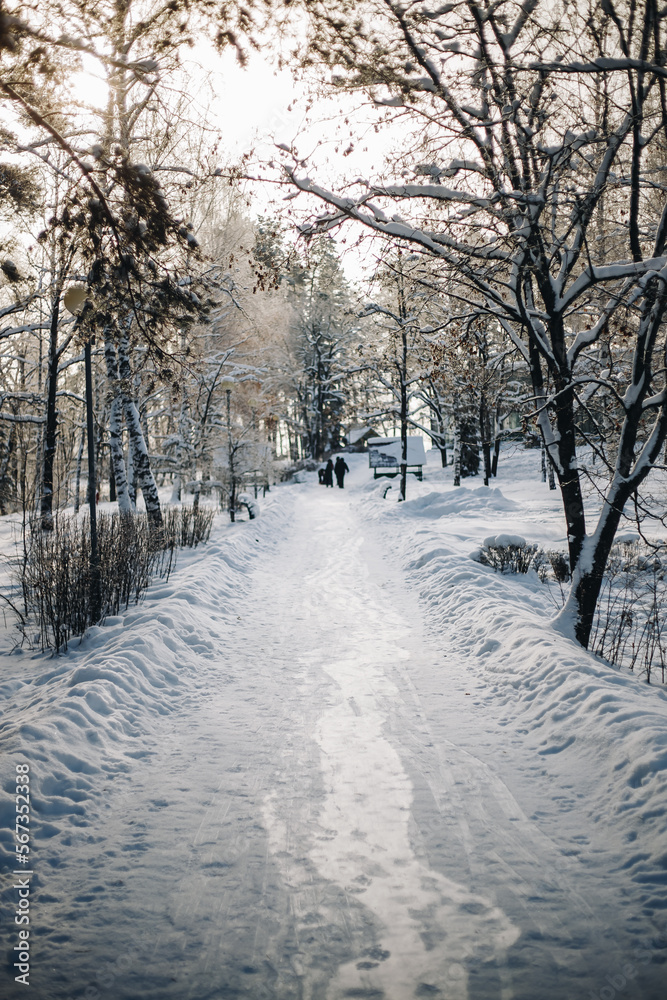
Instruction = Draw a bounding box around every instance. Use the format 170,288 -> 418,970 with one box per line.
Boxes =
1,448 -> 666,999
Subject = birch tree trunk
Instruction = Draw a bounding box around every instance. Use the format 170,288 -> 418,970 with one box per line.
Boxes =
103,334 -> 132,515
126,440 -> 136,507
0,424 -> 16,515
452,421 -> 461,487
40,290 -> 62,530
429,408 -> 447,467
73,424 -> 84,514
399,372 -> 408,502
117,331 -> 163,530
438,418 -> 447,467
548,461 -> 556,491
399,417 -> 407,503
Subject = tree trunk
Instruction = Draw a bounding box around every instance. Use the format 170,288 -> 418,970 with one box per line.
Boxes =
226,387 -> 236,522
539,442 -> 556,488
437,418 -> 447,467
551,384 -> 587,570
117,331 -> 162,529
399,387 -> 408,503
399,430 -> 407,502
40,292 -> 61,530
430,409 -> 447,466
0,423 -> 16,514
453,420 -> 461,487
556,493 -> 628,647
479,396 -> 492,486
103,334 -> 133,514
126,439 -> 136,507
398,302 -> 409,502
491,409 -> 501,477
73,424 -> 84,514
548,461 -> 556,491
111,394 -> 132,509
530,317 -> 585,570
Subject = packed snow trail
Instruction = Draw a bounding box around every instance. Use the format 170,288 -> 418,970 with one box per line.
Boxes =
1,471 -> 665,999
261,495 -> 519,999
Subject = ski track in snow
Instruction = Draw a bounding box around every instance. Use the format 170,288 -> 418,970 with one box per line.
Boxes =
1,457 -> 667,999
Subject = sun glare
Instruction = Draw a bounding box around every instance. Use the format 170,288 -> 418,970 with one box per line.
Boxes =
68,52 -> 109,111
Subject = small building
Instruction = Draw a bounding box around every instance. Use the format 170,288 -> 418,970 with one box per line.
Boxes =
368,436 -> 426,480
344,425 -> 378,451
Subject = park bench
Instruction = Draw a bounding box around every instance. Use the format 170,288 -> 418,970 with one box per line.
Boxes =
367,436 -> 426,481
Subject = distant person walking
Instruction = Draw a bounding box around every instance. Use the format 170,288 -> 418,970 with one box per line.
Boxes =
323,459 -> 334,487
334,456 -> 350,489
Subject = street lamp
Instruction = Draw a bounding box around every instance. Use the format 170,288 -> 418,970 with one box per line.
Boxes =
64,285 -> 101,622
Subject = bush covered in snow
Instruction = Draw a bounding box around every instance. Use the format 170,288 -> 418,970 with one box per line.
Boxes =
476,535 -> 539,574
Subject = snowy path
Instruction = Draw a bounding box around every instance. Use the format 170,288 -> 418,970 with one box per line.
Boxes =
2,475 -> 666,999
260,492 -> 520,999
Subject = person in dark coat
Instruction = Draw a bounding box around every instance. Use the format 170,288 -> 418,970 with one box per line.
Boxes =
323,459 -> 334,487
334,455 -> 350,488
318,467 -> 325,484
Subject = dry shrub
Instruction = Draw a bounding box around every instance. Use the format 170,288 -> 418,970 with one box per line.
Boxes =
19,504 -> 214,651
535,538 -> 666,685
162,504 -> 215,548
589,540 -> 667,685
475,534 -> 666,684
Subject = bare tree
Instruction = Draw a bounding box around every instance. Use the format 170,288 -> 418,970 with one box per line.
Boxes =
359,252 -> 436,500
284,0 -> 667,648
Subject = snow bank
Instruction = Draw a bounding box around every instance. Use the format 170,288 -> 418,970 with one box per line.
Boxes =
400,485 -> 521,518
0,488 -> 294,875
364,476 -> 667,919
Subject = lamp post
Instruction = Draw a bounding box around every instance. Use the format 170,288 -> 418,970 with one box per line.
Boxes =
64,286 -> 101,622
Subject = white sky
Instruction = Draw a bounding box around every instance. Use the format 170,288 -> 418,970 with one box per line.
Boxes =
70,38 -> 408,285
185,44 -> 302,159
180,42 -> 411,284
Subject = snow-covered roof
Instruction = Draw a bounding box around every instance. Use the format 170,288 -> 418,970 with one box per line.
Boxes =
347,425 -> 376,444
